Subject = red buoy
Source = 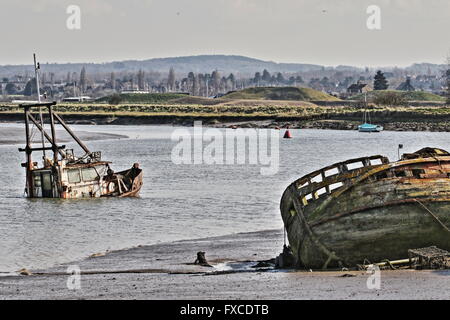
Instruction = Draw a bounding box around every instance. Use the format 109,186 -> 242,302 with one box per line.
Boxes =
283,129 -> 292,139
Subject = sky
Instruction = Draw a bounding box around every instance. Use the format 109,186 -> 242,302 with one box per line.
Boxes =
0,0 -> 449,67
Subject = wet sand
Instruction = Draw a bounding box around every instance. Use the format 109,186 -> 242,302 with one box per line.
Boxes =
0,127 -> 127,145
1,229 -> 449,300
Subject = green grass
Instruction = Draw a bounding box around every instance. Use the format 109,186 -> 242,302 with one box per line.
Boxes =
96,93 -> 189,104
350,90 -> 445,102
97,88 -> 340,104
2,103 -> 450,123
222,87 -> 340,101
0,103 -> 343,118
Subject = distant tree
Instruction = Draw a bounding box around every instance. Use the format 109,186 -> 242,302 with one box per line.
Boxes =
168,67 -> 176,91
191,74 -> 198,96
343,76 -> 354,88
110,72 -> 116,91
220,76 -> 228,92
197,73 -> 205,95
108,93 -> 122,105
320,77 -> 331,88
227,73 -> 236,90
211,70 -> 220,94
5,83 -> 17,95
72,72 -> 78,86
137,69 -> 145,90
187,72 -> 195,93
308,78 -> 321,90
180,77 -> 188,92
295,75 -> 304,84
204,73 -> 211,96
270,75 -> 276,85
288,76 -> 295,85
262,69 -> 271,82
253,72 -> 261,86
130,74 -> 135,90
24,78 -> 37,96
80,67 -> 87,93
276,73 -> 285,85
373,70 -> 389,90
2,77 -> 8,82
374,92 -> 407,106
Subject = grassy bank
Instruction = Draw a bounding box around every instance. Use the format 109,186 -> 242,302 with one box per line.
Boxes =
1,102 -> 449,119
350,90 -> 446,102
222,87 -> 340,101
1,96 -> 449,131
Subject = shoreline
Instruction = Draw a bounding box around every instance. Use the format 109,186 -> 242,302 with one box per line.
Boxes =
1,100 -> 450,132
3,114 -> 450,132
0,126 -> 128,145
1,229 -> 449,300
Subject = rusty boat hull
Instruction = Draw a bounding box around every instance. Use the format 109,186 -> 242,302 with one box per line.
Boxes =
281,148 -> 450,269
19,102 -> 143,199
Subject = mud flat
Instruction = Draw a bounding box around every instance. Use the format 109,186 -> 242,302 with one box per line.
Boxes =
3,109 -> 450,132
0,229 -> 449,300
0,127 -> 127,145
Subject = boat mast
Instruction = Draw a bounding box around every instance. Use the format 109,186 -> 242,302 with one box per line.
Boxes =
34,53 -> 46,160
364,92 -> 368,124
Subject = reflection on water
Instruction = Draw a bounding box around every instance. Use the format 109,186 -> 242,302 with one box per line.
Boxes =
1,123 -> 450,271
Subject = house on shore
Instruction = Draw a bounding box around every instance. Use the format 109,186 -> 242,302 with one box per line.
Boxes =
347,81 -> 370,95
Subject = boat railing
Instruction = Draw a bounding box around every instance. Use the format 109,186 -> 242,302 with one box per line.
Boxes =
293,155 -> 389,206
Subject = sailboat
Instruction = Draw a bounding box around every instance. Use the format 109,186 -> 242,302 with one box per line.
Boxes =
358,93 -> 383,133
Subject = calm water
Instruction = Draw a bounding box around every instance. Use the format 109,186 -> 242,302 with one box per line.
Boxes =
1,123 -> 450,272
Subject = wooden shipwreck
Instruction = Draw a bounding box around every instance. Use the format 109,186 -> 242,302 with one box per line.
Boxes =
20,102 -> 143,199
280,147 -> 450,269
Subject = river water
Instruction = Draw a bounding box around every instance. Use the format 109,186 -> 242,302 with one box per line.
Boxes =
1,123 -> 450,272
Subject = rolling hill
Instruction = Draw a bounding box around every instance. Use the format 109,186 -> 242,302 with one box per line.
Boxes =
0,55 -> 351,78
222,87 -> 340,101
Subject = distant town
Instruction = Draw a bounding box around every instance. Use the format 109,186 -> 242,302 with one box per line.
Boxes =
0,55 -> 448,103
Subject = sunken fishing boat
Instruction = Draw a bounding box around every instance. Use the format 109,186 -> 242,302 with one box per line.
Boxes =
280,148 -> 450,269
18,54 -> 142,199
19,101 -> 143,199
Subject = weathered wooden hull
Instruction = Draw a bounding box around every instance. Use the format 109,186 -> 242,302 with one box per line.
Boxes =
281,153 -> 450,269
117,171 -> 143,198
101,170 -> 143,198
